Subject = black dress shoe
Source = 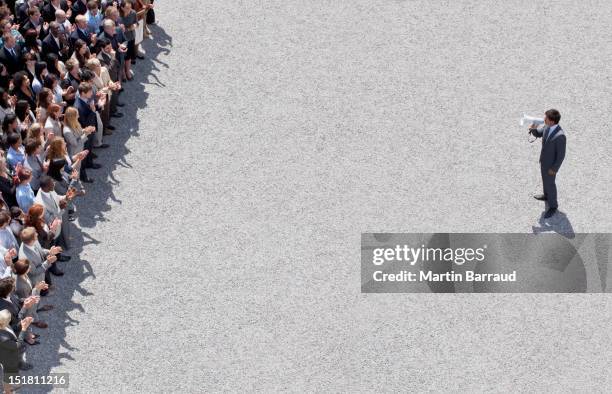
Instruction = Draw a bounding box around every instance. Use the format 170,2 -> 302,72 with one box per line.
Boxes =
50,268 -> 64,276
544,208 -> 558,219
19,361 -> 33,370
87,163 -> 102,169
95,143 -> 110,149
116,102 -> 125,107
106,125 -> 116,130
111,112 -> 124,118
533,194 -> 547,201
136,54 -> 145,59
58,254 -> 71,262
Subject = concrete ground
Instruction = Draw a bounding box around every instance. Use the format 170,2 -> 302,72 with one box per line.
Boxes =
24,1 -> 612,392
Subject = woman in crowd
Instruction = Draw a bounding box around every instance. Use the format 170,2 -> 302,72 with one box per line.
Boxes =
46,137 -> 86,194
14,167 -> 34,213
45,53 -> 66,80
44,104 -> 62,139
120,0 -> 137,80
12,73 -> 36,113
21,29 -> 42,60
0,20 -> 23,48
71,39 -> 90,68
36,87 -> 53,123
31,62 -> 48,96
0,114 -> 18,150
9,207 -> 24,239
13,101 -> 32,140
25,204 -> 59,249
63,107 -> 93,183
43,74 -> 64,106
0,88 -> 14,123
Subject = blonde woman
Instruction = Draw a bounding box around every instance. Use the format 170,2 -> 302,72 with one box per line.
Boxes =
63,108 -> 95,183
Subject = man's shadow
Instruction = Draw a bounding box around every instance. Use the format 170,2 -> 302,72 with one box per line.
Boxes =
532,209 -> 575,238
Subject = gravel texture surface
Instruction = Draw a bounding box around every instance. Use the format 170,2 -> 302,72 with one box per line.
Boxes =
23,1 -> 612,392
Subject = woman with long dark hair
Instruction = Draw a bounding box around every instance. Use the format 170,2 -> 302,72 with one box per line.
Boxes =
12,72 -> 36,112
0,88 -> 14,124
32,61 -> 48,95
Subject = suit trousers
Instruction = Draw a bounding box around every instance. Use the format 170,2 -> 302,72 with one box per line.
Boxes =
541,166 -> 558,209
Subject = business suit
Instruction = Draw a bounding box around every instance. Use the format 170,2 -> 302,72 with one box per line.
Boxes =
42,33 -> 66,59
0,46 -> 23,75
15,275 -> 40,321
18,241 -> 51,287
34,188 -> 71,250
75,96 -> 97,167
530,124 -> 566,210
0,295 -> 26,335
23,154 -> 45,192
0,329 -> 26,380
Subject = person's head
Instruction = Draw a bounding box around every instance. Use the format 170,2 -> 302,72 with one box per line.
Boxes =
2,114 -> 17,133
544,109 -> 561,126
0,20 -> 12,35
39,176 -> 55,192
47,137 -> 66,159
48,21 -> 60,37
13,259 -> 30,276
65,58 -> 80,77
103,18 -> 116,35
120,0 -> 133,15
34,61 -> 48,81
24,138 -> 42,156
20,226 -> 38,245
75,14 -> 87,30
28,6 -> 41,23
23,28 -> 38,47
37,87 -> 53,108
12,71 -> 29,91
47,103 -> 61,120
55,9 -> 67,24
78,81 -> 93,100
26,203 -> 44,227
26,123 -> 43,140
0,211 -> 10,229
10,206 -> 23,221
14,100 -> 30,121
80,69 -> 94,83
0,309 -> 11,329
7,132 -> 21,149
16,166 -> 32,185
87,0 -> 98,15
0,277 -> 13,298
45,53 -> 61,75
86,58 -> 101,75
63,107 -> 81,132
2,32 -> 14,48
74,39 -> 87,56
98,37 -> 112,54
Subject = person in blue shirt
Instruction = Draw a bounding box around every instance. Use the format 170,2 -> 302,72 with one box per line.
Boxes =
6,133 -> 25,172
85,1 -> 103,34
15,167 -> 35,213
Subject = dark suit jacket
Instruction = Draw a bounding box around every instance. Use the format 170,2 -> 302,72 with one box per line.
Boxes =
0,46 -> 23,75
42,32 -> 68,59
70,0 -> 88,23
531,125 -> 567,173
0,295 -> 22,335
75,97 -> 97,128
42,0 -> 69,23
0,329 -> 25,374
19,19 -> 46,40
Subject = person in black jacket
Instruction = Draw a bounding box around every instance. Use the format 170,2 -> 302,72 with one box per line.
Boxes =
0,34 -> 23,76
529,109 -> 567,219
0,309 -> 33,390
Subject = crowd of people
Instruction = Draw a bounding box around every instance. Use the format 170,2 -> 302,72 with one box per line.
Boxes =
0,0 -> 156,391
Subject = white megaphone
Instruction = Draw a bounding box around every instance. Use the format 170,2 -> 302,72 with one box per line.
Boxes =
520,114 -> 545,127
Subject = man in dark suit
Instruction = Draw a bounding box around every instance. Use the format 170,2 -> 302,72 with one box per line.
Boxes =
18,6 -> 46,40
0,34 -> 23,75
529,109 -> 567,218
70,14 -> 96,51
42,21 -> 70,61
74,82 -> 102,169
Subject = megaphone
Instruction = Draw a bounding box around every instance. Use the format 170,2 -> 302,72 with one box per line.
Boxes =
520,114 -> 544,127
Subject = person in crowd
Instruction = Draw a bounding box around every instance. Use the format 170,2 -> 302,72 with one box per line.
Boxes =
31,61 -> 48,95
0,158 -> 16,208
13,259 -> 51,328
6,133 -> 24,171
14,167 -> 35,212
23,138 -> 46,192
34,175 -> 75,251
0,20 -> 24,48
0,309 -> 33,390
63,106 -> 93,182
12,72 -> 36,112
0,34 -> 23,75
119,0 -> 137,79
25,204 -> 59,249
85,1 -> 102,34
18,226 -> 60,293
9,207 -> 24,239
1,114 -> 19,150
0,88 -> 14,124
42,0 -> 70,24
0,211 -> 18,252
43,103 -> 62,138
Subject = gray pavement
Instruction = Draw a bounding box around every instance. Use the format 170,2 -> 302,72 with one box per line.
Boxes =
23,1 -> 612,392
